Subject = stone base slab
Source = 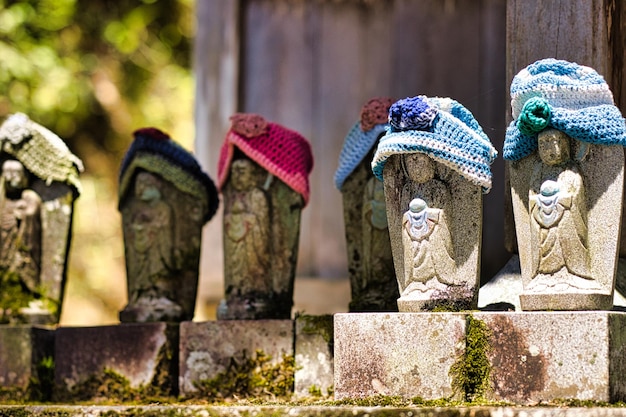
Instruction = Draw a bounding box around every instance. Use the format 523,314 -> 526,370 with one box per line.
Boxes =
334,313 -> 466,400
519,292 -> 614,311
54,323 -> 179,397
179,320 -> 293,396
334,312 -> 626,404
0,325 -> 54,393
294,315 -> 334,398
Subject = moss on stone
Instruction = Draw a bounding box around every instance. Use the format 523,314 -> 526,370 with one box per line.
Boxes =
0,270 -> 58,324
191,350 -> 295,400
449,314 -> 492,402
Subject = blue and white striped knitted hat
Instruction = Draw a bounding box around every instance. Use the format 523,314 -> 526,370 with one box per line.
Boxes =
503,58 -> 626,161
371,96 -> 497,193
334,97 -> 393,190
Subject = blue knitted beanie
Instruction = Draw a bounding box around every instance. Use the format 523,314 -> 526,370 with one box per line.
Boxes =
371,96 -> 497,193
334,97 -> 393,190
504,58 -> 626,161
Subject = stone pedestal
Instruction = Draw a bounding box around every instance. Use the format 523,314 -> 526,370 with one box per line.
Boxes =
294,315 -> 334,398
0,325 -> 54,398
334,313 -> 466,400
334,312 -> 626,404
54,323 -> 178,399
477,311 -> 626,404
179,320 -> 294,397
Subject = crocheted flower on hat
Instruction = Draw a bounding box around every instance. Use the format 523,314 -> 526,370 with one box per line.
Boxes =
118,127 -> 219,223
504,58 -> 626,161
218,114 -> 314,205
0,113 -> 83,195
360,97 -> 394,132
372,96 -> 497,193
230,113 -> 269,138
389,96 -> 438,131
334,97 -> 393,190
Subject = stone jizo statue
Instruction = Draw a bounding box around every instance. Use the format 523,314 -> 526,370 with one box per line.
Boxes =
118,128 -> 218,322
372,96 -> 497,311
0,113 -> 83,324
334,97 -> 398,312
504,58 -> 626,310
217,113 -> 313,320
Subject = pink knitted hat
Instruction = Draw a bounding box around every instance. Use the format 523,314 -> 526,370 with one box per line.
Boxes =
217,113 -> 314,205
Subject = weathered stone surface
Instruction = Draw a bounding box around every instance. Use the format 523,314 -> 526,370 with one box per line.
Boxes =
0,325 -> 54,392
54,323 -> 178,396
476,311 -> 626,403
179,320 -> 293,396
294,315 -> 334,398
0,114 -> 82,325
383,154 -> 482,311
334,312 -> 465,400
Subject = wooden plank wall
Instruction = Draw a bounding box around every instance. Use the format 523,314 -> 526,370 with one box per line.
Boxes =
194,0 -> 508,303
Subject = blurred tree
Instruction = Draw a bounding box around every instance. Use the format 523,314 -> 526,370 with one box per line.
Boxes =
0,0 -> 196,324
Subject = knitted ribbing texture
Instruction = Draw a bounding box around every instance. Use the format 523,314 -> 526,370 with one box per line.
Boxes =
118,128 -> 219,223
217,114 -> 314,206
0,113 -> 83,195
372,96 -> 497,193
504,58 -> 626,161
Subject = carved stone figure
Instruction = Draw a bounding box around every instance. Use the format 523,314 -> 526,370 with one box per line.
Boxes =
118,128 -> 219,322
217,114 -> 313,320
0,113 -> 83,324
334,98 -> 398,312
372,96 -> 497,311
504,59 -> 626,310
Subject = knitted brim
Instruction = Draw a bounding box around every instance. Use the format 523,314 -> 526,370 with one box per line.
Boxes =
217,122 -> 314,206
334,121 -> 387,190
504,58 -> 626,161
0,113 -> 83,195
372,97 -> 497,193
118,128 -> 219,223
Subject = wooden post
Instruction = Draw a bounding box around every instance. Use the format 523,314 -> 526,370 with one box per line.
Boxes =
505,0 -> 626,255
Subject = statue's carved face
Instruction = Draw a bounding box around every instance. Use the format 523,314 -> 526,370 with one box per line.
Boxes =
538,129 -> 570,166
2,160 -> 27,191
135,172 -> 162,202
404,153 -> 435,184
230,159 -> 256,191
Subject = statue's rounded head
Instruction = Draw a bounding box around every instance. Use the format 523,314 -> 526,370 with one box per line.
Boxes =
404,153 -> 435,184
2,159 -> 28,191
538,128 -> 571,166
409,198 -> 427,213
230,158 -> 256,191
540,180 -> 560,197
135,171 -> 162,202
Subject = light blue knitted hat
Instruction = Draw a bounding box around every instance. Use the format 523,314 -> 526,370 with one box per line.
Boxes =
371,96 -> 497,193
503,58 -> 626,161
334,97 -> 393,190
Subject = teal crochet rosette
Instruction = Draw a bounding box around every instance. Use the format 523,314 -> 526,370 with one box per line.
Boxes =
503,58 -> 626,161
371,96 -> 497,193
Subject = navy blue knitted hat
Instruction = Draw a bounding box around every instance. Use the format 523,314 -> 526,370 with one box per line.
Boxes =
119,128 -> 219,223
504,58 -> 626,161
334,97 -> 393,190
372,96 -> 497,193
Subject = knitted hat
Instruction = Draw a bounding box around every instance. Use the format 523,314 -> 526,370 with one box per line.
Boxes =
217,113 -> 314,205
504,58 -> 626,161
334,97 -> 393,190
371,96 -> 497,193
0,113 -> 83,195
119,128 -> 219,224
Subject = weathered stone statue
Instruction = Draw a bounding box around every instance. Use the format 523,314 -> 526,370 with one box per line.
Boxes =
372,96 -> 497,311
504,59 -> 626,310
118,128 -> 219,322
217,114 -> 313,320
334,97 -> 398,312
0,113 -> 83,324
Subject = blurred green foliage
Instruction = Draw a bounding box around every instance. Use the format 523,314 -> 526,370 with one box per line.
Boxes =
0,0 -> 195,176
0,0 -> 197,324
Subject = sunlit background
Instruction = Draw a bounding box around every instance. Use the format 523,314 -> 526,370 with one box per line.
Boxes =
0,0 -> 196,324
